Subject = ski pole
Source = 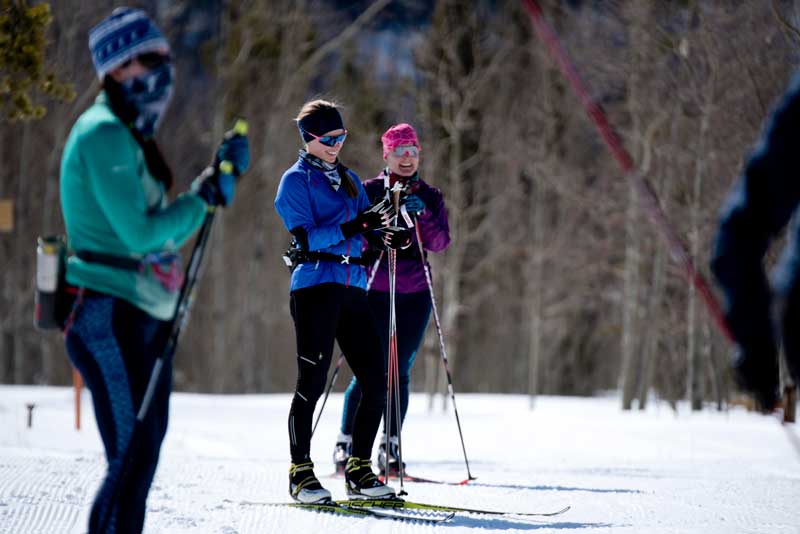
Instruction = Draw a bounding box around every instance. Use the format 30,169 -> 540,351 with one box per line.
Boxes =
310,252 -> 384,438
97,119 -> 248,532
389,245 -> 407,491
521,0 -> 733,344
413,220 -> 476,481
311,353 -> 345,439
385,185 -> 407,494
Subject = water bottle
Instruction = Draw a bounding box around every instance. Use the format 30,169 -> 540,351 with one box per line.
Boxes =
34,235 -> 66,329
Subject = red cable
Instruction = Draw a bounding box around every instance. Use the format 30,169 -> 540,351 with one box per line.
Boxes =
521,0 -> 734,343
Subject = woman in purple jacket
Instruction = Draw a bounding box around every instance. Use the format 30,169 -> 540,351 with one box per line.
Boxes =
334,123 -> 451,474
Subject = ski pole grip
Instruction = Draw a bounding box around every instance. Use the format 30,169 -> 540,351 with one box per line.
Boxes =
220,118 -> 249,178
227,118 -> 249,138
219,161 -> 234,175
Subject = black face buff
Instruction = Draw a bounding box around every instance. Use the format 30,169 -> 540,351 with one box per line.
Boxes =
297,107 -> 344,142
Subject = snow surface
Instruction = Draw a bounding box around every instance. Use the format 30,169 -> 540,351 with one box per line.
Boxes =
1,385 -> 799,533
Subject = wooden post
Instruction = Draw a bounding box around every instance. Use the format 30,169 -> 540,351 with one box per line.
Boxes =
25,403 -> 35,428
0,198 -> 12,233
73,367 -> 83,430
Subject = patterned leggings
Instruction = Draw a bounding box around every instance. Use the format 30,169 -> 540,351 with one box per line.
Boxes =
65,295 -> 171,534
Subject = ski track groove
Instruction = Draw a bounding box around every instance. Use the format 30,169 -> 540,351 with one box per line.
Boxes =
3,390 -> 800,533
0,452 -> 102,534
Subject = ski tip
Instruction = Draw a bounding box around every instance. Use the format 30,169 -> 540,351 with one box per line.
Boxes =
543,505 -> 571,516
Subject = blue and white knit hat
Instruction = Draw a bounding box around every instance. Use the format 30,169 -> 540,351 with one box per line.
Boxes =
88,7 -> 169,80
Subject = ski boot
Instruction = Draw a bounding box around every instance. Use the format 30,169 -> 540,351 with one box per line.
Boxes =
377,435 -> 406,476
344,457 -> 396,498
289,461 -> 331,503
333,433 -> 352,474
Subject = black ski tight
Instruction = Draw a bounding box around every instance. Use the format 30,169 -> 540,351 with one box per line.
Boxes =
288,283 -> 386,462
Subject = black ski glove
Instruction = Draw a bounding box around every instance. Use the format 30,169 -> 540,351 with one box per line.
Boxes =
341,198 -> 394,238
382,226 -> 412,250
193,165 -> 235,207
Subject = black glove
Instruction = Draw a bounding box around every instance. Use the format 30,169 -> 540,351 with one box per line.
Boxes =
193,166 -> 234,207
382,226 -> 412,250
341,198 -> 394,238
731,346 -> 780,412
360,247 -> 383,265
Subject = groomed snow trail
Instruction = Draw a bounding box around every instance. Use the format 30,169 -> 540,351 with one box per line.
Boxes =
1,386 -> 798,533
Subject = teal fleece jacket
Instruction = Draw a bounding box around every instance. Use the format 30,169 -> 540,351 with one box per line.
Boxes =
60,93 -> 207,320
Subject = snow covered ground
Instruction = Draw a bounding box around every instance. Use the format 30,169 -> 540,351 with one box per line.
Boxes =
1,385 -> 799,533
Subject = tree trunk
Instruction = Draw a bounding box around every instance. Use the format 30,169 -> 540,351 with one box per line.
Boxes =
687,108 -> 711,410
13,122 -> 32,384
637,112 -> 670,410
209,4 -> 229,393
620,2 -> 651,410
620,181 -> 642,410
526,174 -> 544,408
438,124 -> 464,411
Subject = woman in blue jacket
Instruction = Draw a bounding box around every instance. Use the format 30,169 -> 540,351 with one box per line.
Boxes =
275,100 -> 407,503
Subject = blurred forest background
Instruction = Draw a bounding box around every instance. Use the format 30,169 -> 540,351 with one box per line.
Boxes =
2,0 -> 799,411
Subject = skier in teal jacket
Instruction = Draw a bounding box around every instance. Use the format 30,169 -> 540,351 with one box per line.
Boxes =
60,8 -> 249,534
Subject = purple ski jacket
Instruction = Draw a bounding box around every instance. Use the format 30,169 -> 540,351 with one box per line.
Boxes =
363,171 -> 451,293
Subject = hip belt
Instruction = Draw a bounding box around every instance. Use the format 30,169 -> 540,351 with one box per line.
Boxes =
289,249 -> 371,266
75,249 -> 184,292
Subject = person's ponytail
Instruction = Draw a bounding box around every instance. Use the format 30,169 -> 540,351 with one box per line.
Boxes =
338,164 -> 358,199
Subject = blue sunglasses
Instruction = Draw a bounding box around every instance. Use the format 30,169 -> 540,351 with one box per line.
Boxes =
302,128 -> 348,147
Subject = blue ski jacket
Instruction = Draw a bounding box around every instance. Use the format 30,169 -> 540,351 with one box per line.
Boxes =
275,156 -> 371,292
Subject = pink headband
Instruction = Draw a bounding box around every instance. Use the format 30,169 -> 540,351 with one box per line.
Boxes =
381,123 -> 420,158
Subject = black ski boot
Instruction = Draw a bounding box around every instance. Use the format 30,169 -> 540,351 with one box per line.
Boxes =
377,435 -> 406,475
289,461 -> 331,503
344,457 -> 395,498
333,433 -> 352,474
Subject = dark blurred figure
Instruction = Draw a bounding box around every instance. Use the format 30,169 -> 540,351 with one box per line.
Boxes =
711,74 -> 800,412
